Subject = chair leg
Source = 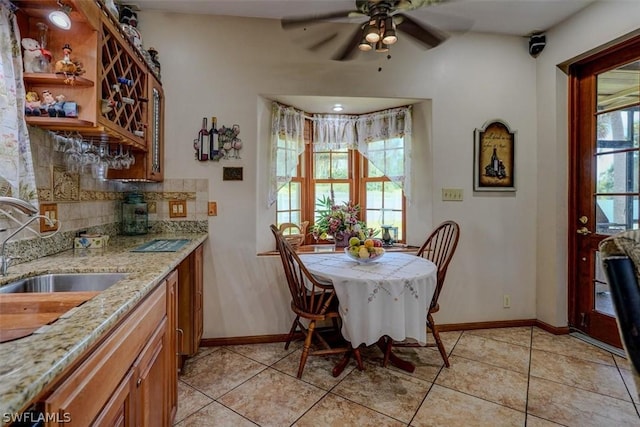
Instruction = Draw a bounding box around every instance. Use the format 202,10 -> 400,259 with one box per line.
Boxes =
382,336 -> 393,368
284,315 -> 300,350
297,320 -> 316,378
428,312 -> 450,368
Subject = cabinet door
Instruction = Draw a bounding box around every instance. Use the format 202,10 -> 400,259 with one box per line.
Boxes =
134,317 -> 168,427
165,270 -> 178,423
92,369 -> 136,427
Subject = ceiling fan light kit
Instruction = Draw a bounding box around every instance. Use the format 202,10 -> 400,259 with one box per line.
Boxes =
282,0 -> 451,61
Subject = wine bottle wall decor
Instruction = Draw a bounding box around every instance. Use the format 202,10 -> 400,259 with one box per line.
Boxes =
473,119 -> 516,192
194,117 -> 242,162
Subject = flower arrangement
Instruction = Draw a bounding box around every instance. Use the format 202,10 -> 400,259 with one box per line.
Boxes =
311,193 -> 367,242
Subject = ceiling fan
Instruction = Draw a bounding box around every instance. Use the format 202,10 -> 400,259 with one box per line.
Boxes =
281,0 -> 453,61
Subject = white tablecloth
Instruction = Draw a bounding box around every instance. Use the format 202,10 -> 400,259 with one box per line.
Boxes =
299,252 -> 437,347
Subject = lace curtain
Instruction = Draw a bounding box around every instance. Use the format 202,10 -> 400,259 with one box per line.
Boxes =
356,106 -> 412,202
268,102 -> 306,206
313,106 -> 412,201
0,0 -> 38,207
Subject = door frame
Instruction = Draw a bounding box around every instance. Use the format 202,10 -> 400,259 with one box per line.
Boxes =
568,34 -> 640,347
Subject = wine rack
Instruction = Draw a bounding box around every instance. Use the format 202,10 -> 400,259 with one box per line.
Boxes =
99,21 -> 147,150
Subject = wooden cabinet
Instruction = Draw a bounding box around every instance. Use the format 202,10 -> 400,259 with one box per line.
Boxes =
178,244 -> 204,368
15,0 -> 164,181
40,272 -> 178,426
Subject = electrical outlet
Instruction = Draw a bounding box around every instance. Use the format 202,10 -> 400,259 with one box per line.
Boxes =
169,200 -> 187,218
442,188 -> 463,201
39,203 -> 59,232
208,201 -> 217,216
503,294 -> 511,308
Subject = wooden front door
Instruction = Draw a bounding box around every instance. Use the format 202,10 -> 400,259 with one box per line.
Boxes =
569,36 -> 640,347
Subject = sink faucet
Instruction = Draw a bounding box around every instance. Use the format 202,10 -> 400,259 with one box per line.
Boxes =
0,198 -> 54,276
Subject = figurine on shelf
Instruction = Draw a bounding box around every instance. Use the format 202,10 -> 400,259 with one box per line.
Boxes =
54,44 -> 85,84
40,89 -> 55,113
119,5 -> 143,50
48,93 -> 67,117
21,38 -> 49,73
54,44 -> 76,74
147,47 -> 161,76
25,91 -> 42,116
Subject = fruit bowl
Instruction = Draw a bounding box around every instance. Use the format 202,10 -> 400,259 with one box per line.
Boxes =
344,246 -> 385,264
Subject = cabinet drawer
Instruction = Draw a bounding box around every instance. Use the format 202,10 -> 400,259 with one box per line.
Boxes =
43,284 -> 166,426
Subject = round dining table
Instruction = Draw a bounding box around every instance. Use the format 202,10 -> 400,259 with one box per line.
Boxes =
299,251 -> 437,372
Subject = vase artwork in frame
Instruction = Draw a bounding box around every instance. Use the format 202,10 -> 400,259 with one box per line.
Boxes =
473,119 -> 516,192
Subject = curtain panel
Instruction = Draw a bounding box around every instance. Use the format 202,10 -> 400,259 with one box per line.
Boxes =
267,102 -> 306,207
356,106 -> 412,202
0,0 -> 38,206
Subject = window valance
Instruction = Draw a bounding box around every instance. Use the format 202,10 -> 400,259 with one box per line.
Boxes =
269,103 -> 413,206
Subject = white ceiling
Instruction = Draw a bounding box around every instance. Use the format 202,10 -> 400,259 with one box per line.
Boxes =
130,0 -> 597,113
131,0 -> 596,37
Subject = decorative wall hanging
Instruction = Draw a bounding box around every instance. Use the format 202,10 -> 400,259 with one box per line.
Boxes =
194,117 -> 242,161
473,119 -> 516,192
223,167 -> 243,181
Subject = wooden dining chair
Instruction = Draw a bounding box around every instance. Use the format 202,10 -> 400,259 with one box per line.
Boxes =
385,220 -> 460,368
270,224 -> 350,378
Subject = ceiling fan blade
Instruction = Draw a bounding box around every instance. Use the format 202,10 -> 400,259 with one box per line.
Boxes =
282,10 -> 359,29
395,13 -> 448,49
332,25 -> 365,61
309,33 -> 340,52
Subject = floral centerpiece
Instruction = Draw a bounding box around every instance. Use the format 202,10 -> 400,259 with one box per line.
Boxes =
311,193 -> 367,247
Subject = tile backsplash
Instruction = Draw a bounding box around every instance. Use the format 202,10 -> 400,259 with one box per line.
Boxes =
0,127 -> 208,264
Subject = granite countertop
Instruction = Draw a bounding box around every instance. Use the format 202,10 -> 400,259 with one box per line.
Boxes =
0,232 -> 208,420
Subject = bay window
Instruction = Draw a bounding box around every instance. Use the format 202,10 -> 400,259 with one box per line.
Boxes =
270,103 -> 411,244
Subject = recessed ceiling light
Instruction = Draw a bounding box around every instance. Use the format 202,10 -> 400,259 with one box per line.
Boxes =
49,9 -> 71,30
332,104 -> 343,112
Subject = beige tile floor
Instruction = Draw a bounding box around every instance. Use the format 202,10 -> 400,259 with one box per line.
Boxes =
175,327 -> 640,426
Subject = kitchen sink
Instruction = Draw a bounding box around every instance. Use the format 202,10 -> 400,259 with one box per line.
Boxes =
0,273 -> 128,294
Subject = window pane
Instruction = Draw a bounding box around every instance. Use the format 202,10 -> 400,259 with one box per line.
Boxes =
383,182 -> 403,210
596,195 -> 639,234
596,151 -> 639,193
290,182 -> 301,209
597,61 -> 640,112
276,185 -> 290,209
332,152 -> 349,179
332,183 -> 350,205
277,212 -> 290,225
314,153 -> 330,179
367,160 -> 384,177
597,108 -> 639,148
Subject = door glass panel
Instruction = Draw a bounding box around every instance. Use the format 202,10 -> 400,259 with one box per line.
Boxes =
596,151 -> 639,193
597,60 -> 640,112
594,251 -> 615,316
596,195 -> 639,234
597,108 -> 640,148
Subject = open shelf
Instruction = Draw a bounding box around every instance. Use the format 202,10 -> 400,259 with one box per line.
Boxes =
23,73 -> 94,87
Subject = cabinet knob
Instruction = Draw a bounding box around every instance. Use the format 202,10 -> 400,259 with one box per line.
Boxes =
137,377 -> 142,387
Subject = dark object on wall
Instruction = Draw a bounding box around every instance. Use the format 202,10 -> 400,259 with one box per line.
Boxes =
529,33 -> 546,58
223,167 -> 243,181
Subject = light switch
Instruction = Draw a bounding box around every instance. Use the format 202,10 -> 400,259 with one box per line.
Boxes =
169,200 -> 187,218
442,188 -> 463,201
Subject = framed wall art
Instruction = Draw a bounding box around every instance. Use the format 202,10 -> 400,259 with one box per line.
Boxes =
223,167 -> 243,181
473,119 -> 516,192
